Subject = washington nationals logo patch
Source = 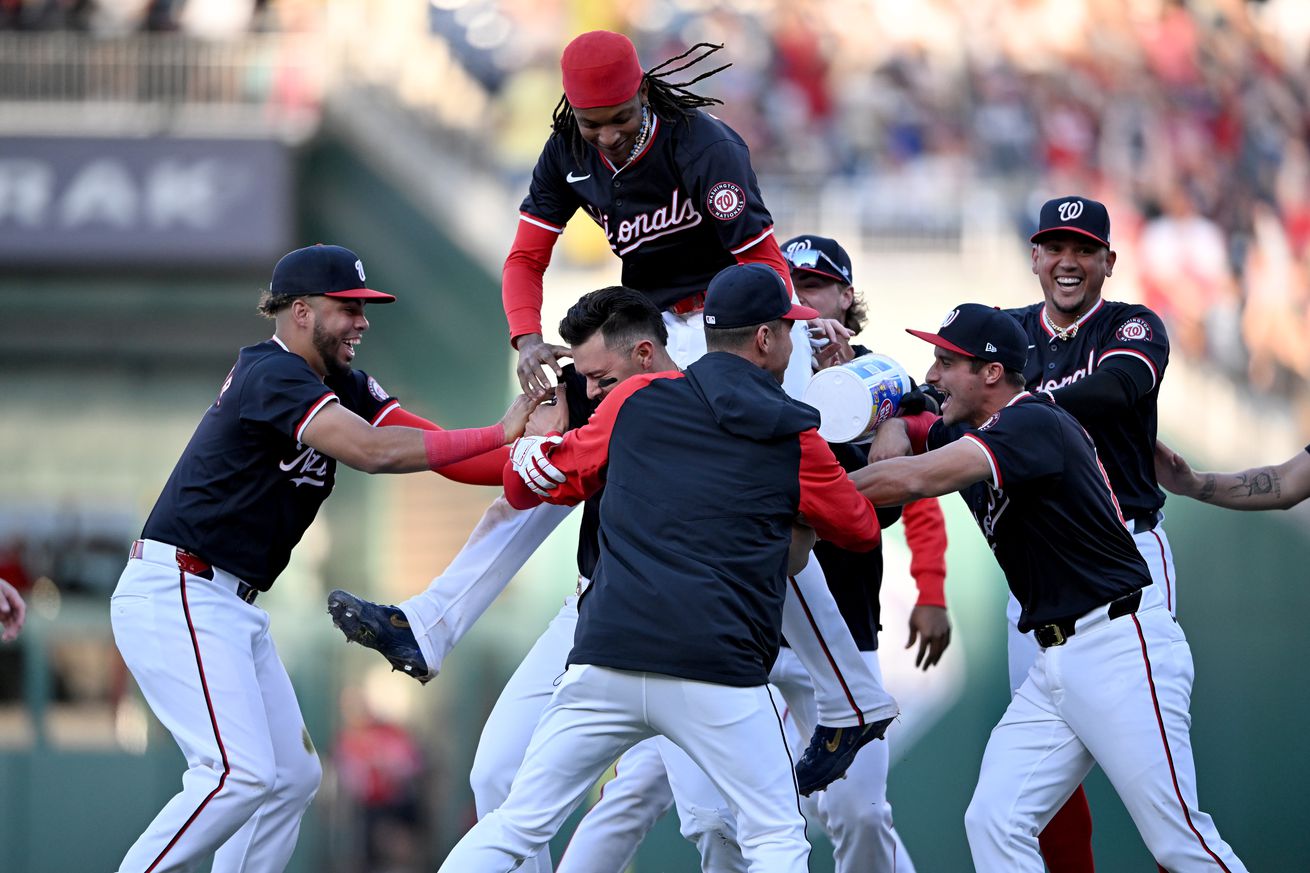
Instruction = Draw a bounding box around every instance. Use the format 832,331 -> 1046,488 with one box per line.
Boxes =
978,413 -> 1000,431
367,376 -> 388,402
1116,318 -> 1152,343
707,181 -> 746,220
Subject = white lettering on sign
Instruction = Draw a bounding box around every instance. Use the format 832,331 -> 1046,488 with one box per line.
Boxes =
0,160 -> 53,226
0,157 -> 242,231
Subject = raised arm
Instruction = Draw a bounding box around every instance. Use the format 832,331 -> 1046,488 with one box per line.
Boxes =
1155,441 -> 1310,511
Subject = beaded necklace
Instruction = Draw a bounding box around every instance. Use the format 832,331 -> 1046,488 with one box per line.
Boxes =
623,104 -> 651,166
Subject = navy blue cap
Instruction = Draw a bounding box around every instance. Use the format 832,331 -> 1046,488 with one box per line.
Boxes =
269,244 -> 396,303
907,303 -> 1028,371
703,264 -> 820,330
781,234 -> 853,285
1030,196 -> 1111,248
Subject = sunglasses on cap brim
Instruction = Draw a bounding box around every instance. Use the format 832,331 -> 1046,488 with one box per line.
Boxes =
785,247 -> 848,281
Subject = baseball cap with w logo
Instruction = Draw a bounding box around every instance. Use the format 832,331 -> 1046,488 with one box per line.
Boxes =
1030,196 -> 1111,248
269,244 -> 396,303
906,303 -> 1028,371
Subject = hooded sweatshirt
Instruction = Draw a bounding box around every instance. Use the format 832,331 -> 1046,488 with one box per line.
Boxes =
504,351 -> 881,686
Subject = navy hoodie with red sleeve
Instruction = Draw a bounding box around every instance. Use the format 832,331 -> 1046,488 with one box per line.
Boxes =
504,351 -> 881,686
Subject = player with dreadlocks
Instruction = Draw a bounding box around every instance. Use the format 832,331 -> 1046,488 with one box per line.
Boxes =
507,29 -> 848,399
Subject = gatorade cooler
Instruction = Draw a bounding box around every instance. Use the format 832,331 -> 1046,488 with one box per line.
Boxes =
802,352 -> 912,443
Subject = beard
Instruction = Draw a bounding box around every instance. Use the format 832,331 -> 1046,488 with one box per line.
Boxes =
312,320 -> 351,379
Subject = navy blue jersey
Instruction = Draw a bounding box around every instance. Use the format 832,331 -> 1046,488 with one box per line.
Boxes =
928,393 -> 1150,631
519,109 -> 775,311
1005,300 -> 1169,519
142,339 -> 395,590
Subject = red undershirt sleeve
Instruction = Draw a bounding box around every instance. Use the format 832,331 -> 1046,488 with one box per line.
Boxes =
501,373 -> 673,509
734,233 -> 796,297
502,218 -> 563,347
378,407 -> 508,486
901,411 -> 940,455
902,498 -> 948,607
798,428 -> 881,551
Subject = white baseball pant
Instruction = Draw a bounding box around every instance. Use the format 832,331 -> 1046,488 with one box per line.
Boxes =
771,647 -> 915,873
1007,519 -> 1178,694
559,647 -> 916,873
397,497 -> 575,675
556,738 -> 673,872
438,665 -> 809,873
469,593 -> 583,873
111,539 -> 321,873
966,583 -> 1246,871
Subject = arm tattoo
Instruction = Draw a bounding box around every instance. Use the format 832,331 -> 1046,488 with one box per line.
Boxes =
1198,474 -> 1217,502
1230,468 -> 1280,501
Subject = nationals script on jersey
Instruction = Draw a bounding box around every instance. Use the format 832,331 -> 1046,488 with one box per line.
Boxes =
1005,299 -> 1170,519
518,109 -> 775,311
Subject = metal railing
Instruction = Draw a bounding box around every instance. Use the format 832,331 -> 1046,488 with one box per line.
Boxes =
0,32 -> 325,136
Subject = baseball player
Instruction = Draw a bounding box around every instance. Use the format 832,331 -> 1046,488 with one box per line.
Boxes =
994,196 -> 1174,872
1156,440 -> 1310,509
857,303 -> 1247,872
439,263 -> 881,873
0,577 -> 24,643
509,25 -> 895,790
109,244 -> 538,873
333,29 -> 899,805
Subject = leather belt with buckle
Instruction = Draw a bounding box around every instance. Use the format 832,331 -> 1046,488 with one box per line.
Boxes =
1033,588 -> 1143,648
129,539 -> 258,604
1130,512 -> 1161,535
668,291 -> 706,315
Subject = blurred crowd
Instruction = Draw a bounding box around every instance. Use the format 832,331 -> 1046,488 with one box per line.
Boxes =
5,0 -> 1309,401
485,0 -> 1310,408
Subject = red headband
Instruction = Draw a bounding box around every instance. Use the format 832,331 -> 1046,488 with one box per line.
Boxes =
561,30 -> 644,109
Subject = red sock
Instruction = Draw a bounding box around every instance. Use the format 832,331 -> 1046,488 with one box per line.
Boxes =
1038,784 -> 1095,873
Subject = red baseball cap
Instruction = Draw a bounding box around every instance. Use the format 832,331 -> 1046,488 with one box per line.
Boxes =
561,31 -> 644,109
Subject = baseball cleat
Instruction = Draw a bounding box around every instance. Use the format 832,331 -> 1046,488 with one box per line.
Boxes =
794,715 -> 895,796
327,589 -> 432,684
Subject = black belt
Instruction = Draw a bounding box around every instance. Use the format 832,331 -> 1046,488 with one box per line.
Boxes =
129,539 -> 259,604
1130,511 -> 1161,534
1033,588 -> 1143,648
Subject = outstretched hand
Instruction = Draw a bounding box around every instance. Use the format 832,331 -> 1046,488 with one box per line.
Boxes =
516,334 -> 572,397
526,384 -> 569,437
906,604 -> 951,670
807,319 -> 855,370
499,392 -> 545,444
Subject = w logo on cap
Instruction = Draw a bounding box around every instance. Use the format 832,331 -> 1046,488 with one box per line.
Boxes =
1058,200 -> 1084,221
355,260 -> 366,282
941,309 -> 960,328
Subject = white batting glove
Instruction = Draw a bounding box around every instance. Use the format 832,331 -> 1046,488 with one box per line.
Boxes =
510,434 -> 565,497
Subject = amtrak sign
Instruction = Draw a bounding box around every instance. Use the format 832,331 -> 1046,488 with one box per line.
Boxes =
0,136 -> 291,266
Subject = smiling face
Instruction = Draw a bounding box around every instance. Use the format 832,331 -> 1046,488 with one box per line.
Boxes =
791,272 -> 853,322
1031,232 -> 1116,322
924,348 -> 988,426
307,296 -> 368,378
572,82 -> 649,166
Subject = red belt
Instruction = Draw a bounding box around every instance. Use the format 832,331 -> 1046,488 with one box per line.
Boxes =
129,539 -> 258,604
668,291 -> 706,315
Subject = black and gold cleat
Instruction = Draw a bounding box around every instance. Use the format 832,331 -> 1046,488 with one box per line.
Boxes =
327,589 -> 432,684
794,716 -> 895,796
